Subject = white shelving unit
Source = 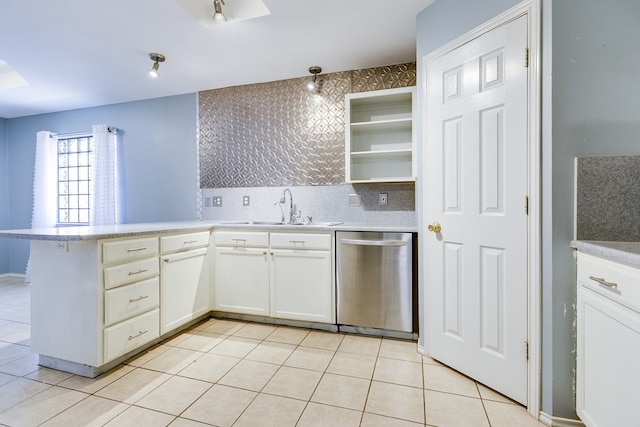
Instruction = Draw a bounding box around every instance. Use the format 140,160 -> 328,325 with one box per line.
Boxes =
345,87 -> 416,183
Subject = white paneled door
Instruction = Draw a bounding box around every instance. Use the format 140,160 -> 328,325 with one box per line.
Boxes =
425,15 -> 529,404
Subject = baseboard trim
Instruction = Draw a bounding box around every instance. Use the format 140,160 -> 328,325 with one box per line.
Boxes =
539,412 -> 585,427
0,273 -> 27,281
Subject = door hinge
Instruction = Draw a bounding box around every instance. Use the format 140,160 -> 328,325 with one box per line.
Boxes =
525,48 -> 529,68
525,341 -> 529,360
524,196 -> 529,215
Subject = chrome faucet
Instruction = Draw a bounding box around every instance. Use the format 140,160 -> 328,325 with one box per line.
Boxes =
279,188 -> 299,224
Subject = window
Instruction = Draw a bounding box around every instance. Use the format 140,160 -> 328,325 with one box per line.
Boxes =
57,135 -> 93,224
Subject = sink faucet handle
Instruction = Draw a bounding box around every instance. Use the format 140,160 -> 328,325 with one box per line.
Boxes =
305,216 -> 313,225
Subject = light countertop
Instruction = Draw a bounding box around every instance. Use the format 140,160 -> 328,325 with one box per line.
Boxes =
0,221 -> 214,241
0,221 -> 418,241
572,240 -> 640,268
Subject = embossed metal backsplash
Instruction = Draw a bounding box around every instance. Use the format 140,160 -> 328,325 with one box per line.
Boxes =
199,63 -> 416,188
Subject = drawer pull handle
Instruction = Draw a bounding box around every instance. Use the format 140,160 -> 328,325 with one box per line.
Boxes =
128,330 -> 148,340
129,295 -> 149,303
127,247 -> 148,253
290,240 -> 305,244
184,240 -> 199,245
128,269 -> 149,276
589,275 -> 618,290
232,239 -> 247,246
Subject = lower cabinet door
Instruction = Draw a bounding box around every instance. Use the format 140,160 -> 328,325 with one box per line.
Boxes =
214,247 -> 270,316
161,247 -> 209,334
104,309 -> 160,362
271,249 -> 332,323
577,286 -> 640,427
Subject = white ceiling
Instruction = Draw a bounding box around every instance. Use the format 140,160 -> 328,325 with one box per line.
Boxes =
0,0 -> 435,119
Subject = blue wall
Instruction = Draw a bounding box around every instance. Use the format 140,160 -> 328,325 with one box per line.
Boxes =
544,0 -> 640,419
0,117 -> 8,273
4,93 -> 199,274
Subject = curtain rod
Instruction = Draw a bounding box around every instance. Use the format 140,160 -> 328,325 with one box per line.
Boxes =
52,126 -> 117,139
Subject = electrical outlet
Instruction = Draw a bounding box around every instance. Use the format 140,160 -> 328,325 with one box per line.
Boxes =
243,196 -> 250,206
349,194 -> 362,207
378,193 -> 388,206
212,196 -> 222,207
204,196 -> 212,207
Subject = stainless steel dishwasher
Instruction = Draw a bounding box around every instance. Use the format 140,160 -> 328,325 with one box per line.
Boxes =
337,231 -> 416,333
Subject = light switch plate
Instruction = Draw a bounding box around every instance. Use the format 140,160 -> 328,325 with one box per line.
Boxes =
243,196 -> 250,206
349,194 -> 362,207
204,196 -> 212,207
378,193 -> 388,206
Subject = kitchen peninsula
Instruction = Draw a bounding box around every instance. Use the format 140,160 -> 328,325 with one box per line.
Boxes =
0,222 -> 214,377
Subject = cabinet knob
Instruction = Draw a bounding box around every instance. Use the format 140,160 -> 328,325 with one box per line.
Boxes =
428,222 -> 442,233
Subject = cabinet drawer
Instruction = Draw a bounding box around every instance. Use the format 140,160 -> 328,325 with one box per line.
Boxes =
105,277 -> 159,326
104,257 -> 159,290
578,252 -> 640,313
161,231 -> 210,254
270,232 -> 331,250
214,231 -> 269,248
103,237 -> 159,265
104,308 -> 159,362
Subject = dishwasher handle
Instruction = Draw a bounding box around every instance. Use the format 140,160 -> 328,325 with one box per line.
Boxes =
340,238 -> 408,247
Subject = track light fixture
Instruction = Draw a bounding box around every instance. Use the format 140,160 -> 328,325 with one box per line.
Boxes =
148,53 -> 165,78
213,0 -> 227,22
307,66 -> 322,92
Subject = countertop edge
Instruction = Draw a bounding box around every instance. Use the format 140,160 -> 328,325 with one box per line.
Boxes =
0,221 -> 418,241
571,240 -> 640,268
0,222 -> 214,241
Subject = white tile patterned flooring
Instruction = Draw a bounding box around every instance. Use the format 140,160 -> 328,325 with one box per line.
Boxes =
0,277 -> 545,426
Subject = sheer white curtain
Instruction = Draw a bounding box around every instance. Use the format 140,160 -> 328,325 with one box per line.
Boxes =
26,131 -> 58,279
90,124 -> 119,225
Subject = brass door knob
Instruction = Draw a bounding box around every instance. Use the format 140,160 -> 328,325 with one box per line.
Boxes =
428,222 -> 441,233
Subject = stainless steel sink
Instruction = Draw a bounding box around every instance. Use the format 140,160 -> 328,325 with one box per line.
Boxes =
220,220 -> 284,225
297,221 -> 343,226
220,220 -> 342,226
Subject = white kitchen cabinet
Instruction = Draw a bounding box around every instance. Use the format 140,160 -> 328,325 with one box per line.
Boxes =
213,230 -> 334,323
345,87 -> 416,183
101,236 -> 160,362
160,231 -> 211,334
576,252 -> 640,427
271,249 -> 332,323
214,231 -> 270,316
104,277 -> 159,326
270,232 -> 332,322
104,308 -> 160,363
26,225 -> 213,378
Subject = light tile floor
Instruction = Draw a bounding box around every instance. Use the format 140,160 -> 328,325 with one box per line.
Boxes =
0,277 -> 545,426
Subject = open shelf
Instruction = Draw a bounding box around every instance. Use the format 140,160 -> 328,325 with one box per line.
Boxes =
345,87 -> 416,183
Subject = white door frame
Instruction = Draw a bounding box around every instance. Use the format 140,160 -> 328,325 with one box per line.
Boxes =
418,0 -> 541,417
